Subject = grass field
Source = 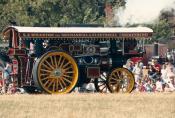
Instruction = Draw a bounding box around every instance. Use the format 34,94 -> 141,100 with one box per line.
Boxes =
0,93 -> 175,118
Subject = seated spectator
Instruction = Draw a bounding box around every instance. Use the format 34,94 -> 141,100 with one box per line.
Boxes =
151,83 -> 156,92
148,59 -> 161,82
132,62 -> 143,85
144,79 -> 152,92
139,61 -> 144,69
161,64 -> 167,80
164,83 -> 173,92
155,79 -> 163,92
125,60 -> 134,71
137,79 -> 145,92
164,62 -> 175,91
134,79 -> 144,92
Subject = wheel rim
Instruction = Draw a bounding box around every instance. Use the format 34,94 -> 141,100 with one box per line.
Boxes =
94,72 -> 110,93
107,68 -> 134,93
37,52 -> 78,94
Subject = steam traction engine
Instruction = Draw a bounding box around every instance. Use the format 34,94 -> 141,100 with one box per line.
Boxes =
1,26 -> 153,94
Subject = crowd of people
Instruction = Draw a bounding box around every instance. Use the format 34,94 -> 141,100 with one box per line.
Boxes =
126,58 -> 175,92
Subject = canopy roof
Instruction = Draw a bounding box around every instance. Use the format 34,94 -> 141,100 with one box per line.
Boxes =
3,26 -> 153,33
2,26 -> 153,39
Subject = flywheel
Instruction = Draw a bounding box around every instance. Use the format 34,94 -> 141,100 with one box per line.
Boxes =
33,51 -> 79,94
107,68 -> 135,93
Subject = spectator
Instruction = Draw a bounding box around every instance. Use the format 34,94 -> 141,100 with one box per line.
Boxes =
161,64 -> 167,80
139,81 -> 146,92
132,62 -> 143,85
164,84 -> 172,92
151,83 -> 156,92
139,61 -> 144,69
2,62 -> 12,93
142,75 -> 149,83
135,79 -> 145,92
148,59 -> 161,82
166,49 -> 174,63
125,60 -> 134,71
164,63 -> 175,91
4,62 -> 12,83
144,79 -> 152,92
155,79 -> 163,92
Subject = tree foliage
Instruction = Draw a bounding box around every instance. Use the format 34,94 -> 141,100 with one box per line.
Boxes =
0,0 -> 125,30
1,0 -> 172,44
146,19 -> 173,43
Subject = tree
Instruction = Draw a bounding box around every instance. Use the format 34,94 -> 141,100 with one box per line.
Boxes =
150,19 -> 173,43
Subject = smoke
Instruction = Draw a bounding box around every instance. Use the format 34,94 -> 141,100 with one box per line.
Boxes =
114,0 -> 175,26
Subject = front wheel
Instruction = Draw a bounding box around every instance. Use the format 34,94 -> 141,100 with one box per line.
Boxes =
33,51 -> 79,94
107,68 -> 135,93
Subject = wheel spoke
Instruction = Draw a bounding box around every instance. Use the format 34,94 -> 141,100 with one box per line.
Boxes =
99,79 -> 106,84
50,56 -> 54,67
55,79 -> 59,91
57,55 -> 62,67
112,73 -> 117,78
98,82 -> 105,87
109,80 -> 117,84
60,78 -> 67,88
52,80 -> 56,92
46,79 -> 55,88
44,79 -> 50,87
60,58 -> 66,68
101,85 -> 106,91
42,63 -> 52,70
116,71 -> 122,80
64,66 -> 72,71
40,73 -> 50,76
62,77 -> 72,84
98,78 -> 106,82
40,76 -> 51,81
40,69 -> 52,73
65,71 -> 74,74
63,74 -> 72,79
45,59 -> 55,70
103,87 -> 108,92
54,56 -> 58,68
109,77 -> 118,81
102,73 -> 107,77
62,61 -> 70,69
100,76 -> 106,81
58,79 -> 64,90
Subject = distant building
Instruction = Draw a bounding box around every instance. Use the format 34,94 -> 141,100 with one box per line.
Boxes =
145,43 -> 167,57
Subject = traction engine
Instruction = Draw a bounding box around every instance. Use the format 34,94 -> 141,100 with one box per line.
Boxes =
1,26 -> 153,94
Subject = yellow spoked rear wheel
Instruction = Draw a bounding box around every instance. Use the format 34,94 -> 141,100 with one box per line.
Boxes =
36,51 -> 78,94
107,68 -> 134,93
